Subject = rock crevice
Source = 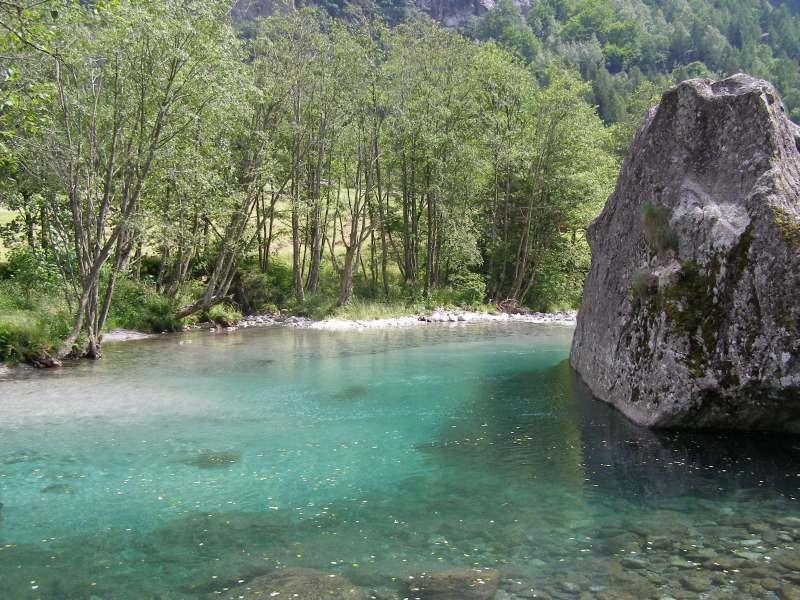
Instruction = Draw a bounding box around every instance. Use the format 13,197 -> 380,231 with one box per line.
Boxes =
571,73 -> 800,432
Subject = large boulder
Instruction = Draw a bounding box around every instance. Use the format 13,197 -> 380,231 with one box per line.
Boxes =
570,73 -> 800,432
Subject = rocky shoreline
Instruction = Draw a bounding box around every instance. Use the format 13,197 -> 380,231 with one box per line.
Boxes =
101,329 -> 159,342
232,308 -> 577,332
0,309 -> 576,372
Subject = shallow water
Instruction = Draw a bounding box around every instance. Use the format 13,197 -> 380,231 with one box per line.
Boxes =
0,324 -> 799,599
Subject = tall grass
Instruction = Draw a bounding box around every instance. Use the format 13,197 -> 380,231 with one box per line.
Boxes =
105,278 -> 184,333
206,304 -> 243,327
332,298 -> 421,321
0,279 -> 72,363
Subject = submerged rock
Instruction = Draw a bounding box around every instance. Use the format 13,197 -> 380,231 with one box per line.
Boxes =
571,73 -> 800,432
407,568 -> 500,599
223,567 -> 366,599
178,450 -> 240,469
681,573 -> 712,593
40,483 -> 75,495
334,384 -> 369,400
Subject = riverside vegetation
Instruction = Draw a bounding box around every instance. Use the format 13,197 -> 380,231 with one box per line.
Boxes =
0,0 -> 618,364
3,0 -> 800,365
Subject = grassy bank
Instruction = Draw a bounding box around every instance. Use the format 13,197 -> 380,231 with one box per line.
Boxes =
0,249 -> 522,364
0,289 -> 496,364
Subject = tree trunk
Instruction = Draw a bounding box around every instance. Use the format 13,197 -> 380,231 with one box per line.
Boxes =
291,95 -> 305,302
306,114 -> 326,293
373,128 -> 389,297
424,166 -> 435,298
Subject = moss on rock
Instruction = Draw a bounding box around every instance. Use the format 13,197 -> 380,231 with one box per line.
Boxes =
774,207 -> 800,251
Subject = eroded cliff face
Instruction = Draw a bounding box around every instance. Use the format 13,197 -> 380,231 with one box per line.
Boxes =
570,73 -> 800,432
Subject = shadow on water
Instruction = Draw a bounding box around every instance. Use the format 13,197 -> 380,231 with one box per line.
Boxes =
421,358 -> 800,503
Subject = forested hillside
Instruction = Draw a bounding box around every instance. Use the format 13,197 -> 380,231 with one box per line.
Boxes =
468,0 -> 800,123
237,0 -> 800,123
0,0 -> 797,364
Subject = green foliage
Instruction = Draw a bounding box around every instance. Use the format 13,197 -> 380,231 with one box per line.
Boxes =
0,310 -> 69,364
13,0 -> 798,363
466,0 -> 800,129
561,0 -> 642,72
425,286 -> 474,310
106,279 -> 183,333
0,275 -> 72,363
234,259 -> 327,314
3,247 -> 61,302
470,0 -> 541,62
236,267 -> 275,315
206,304 -> 243,327
526,232 -> 593,311
283,293 -> 336,320
448,272 -> 487,307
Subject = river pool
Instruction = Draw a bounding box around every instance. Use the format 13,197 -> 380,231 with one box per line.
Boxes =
0,324 -> 799,598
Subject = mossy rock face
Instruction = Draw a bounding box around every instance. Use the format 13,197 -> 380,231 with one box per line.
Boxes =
774,206 -> 800,251
571,74 -> 800,432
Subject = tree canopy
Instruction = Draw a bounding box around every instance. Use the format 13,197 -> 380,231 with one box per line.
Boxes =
3,0 -> 793,363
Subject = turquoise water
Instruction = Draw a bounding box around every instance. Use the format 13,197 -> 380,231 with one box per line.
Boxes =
1,324 -> 799,598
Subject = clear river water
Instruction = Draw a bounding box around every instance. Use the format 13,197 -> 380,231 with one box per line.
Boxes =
1,324 -> 799,599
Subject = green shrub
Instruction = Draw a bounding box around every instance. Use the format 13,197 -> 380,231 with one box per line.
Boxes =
426,286 -> 459,309
0,309 -> 71,364
207,303 -> 243,327
139,295 -> 183,333
283,293 -> 335,320
236,267 -> 274,314
449,272 -> 487,307
257,302 -> 279,315
524,232 -> 591,311
0,279 -> 24,311
230,259 -> 301,311
137,255 -> 163,282
106,278 -> 182,333
263,260 -> 294,305
5,247 -> 62,305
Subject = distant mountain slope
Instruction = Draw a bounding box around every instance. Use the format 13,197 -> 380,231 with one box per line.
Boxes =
231,0 -> 800,123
